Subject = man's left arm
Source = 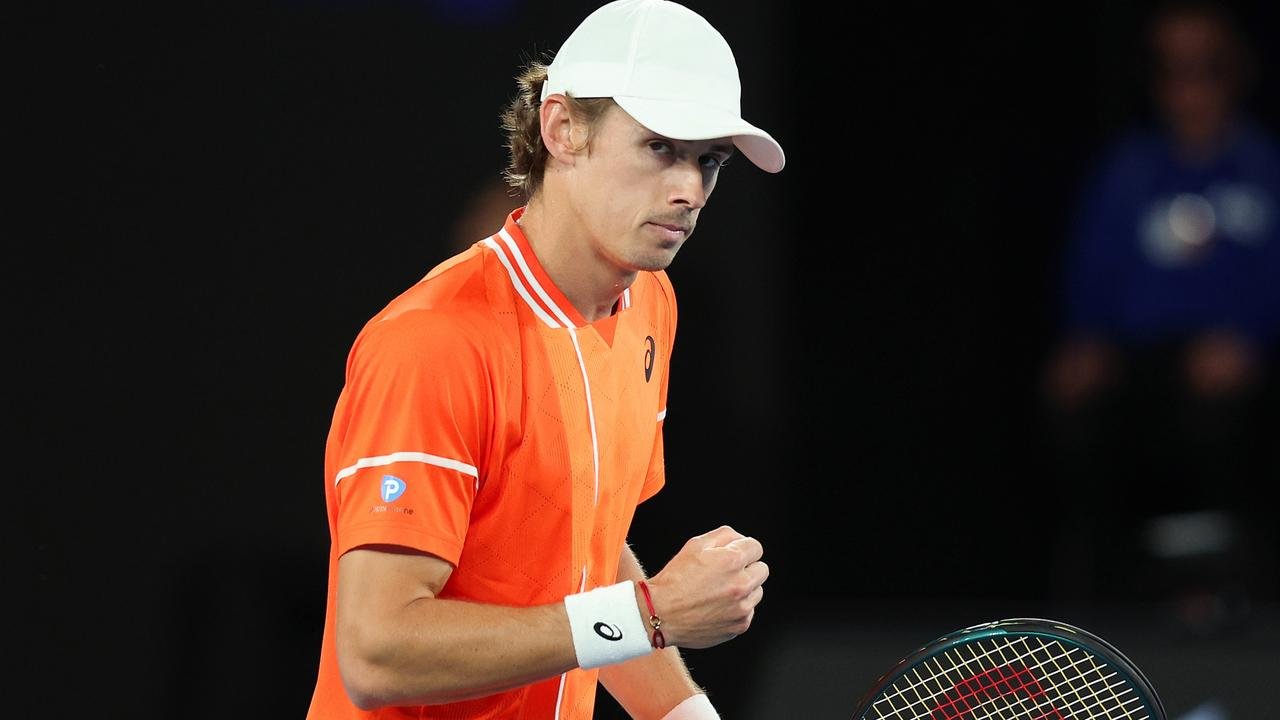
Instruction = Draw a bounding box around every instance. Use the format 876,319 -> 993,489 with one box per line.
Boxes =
598,543 -> 715,719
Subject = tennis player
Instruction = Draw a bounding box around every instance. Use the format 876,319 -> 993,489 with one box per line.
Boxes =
306,1 -> 785,718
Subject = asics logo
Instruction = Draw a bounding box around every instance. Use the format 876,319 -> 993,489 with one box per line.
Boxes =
644,336 -> 655,382
594,622 -> 623,641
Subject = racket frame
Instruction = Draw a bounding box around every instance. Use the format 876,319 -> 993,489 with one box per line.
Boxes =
852,617 -> 1167,720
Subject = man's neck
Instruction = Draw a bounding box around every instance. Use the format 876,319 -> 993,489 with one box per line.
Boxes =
517,197 -> 635,323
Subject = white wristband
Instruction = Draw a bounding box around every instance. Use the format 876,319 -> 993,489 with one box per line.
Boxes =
661,694 -> 720,719
563,580 -> 652,669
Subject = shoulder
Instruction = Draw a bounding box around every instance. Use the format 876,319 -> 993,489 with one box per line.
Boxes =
633,269 -> 677,328
1231,118 -> 1280,166
346,245 -> 510,379
1095,126 -> 1164,175
1233,117 -> 1280,147
636,269 -> 675,309
1072,125 -> 1164,204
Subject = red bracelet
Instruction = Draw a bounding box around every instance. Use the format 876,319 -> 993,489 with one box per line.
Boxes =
637,580 -> 665,649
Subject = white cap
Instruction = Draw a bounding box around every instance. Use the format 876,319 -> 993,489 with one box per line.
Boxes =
540,0 -> 785,174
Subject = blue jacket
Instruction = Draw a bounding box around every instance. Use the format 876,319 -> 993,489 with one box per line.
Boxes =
1061,118 -> 1280,349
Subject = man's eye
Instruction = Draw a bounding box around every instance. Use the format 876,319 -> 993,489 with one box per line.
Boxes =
701,156 -> 729,170
649,141 -> 671,153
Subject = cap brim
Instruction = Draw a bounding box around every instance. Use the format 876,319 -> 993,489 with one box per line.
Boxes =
613,96 -> 786,174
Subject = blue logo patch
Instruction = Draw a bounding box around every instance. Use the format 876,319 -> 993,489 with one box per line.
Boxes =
381,475 -> 406,502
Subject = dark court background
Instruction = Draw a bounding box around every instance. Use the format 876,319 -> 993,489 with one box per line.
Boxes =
15,0 -> 1280,717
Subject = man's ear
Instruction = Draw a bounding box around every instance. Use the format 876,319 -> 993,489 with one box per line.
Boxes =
540,94 -> 587,167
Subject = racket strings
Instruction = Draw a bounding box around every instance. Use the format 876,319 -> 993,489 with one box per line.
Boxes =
937,641 -> 1134,720
981,637 -> 1140,720
1034,638 -> 1140,720
866,635 -> 1150,720
877,639 -> 1107,717
947,639 -> 1140,720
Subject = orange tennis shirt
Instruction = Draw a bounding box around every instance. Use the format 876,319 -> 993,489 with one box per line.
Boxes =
307,206 -> 674,720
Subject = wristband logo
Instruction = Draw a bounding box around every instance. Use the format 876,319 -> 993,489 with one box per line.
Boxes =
593,622 -> 623,641
381,475 -> 406,502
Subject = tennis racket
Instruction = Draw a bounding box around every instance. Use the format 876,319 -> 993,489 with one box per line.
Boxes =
852,617 -> 1166,719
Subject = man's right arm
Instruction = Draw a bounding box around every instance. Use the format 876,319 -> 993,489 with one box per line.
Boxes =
335,525 -> 768,711
335,547 -> 579,709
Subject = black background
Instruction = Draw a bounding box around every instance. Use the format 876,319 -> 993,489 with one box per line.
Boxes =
17,0 -> 1280,717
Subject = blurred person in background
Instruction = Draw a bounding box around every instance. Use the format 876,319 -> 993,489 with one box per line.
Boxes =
448,173 -> 525,254
1042,0 -> 1280,626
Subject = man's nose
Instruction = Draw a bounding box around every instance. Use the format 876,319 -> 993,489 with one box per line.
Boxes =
668,162 -> 708,210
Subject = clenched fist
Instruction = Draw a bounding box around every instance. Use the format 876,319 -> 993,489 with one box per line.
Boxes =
640,526 -> 769,649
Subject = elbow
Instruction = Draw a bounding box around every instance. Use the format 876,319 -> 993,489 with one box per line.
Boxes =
337,628 -> 418,710
340,659 -> 459,710
346,688 -> 384,713
337,629 -> 455,709
337,650 -> 395,711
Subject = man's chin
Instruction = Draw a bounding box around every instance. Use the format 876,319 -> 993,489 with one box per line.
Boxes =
635,252 -> 678,272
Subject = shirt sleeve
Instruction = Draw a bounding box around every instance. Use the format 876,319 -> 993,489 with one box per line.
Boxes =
328,309 -> 492,566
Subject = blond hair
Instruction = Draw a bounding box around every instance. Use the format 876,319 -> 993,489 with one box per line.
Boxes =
500,60 -> 616,200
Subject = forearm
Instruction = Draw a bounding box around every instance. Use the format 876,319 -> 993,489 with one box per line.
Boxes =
599,545 -> 703,718
341,597 -> 577,708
